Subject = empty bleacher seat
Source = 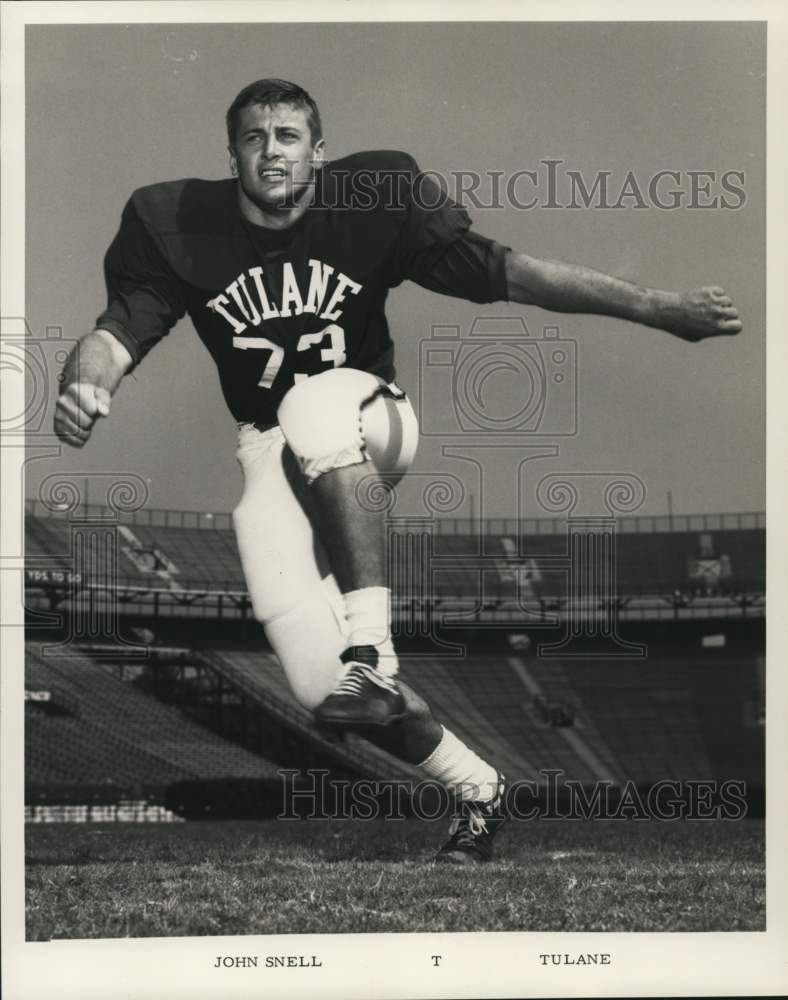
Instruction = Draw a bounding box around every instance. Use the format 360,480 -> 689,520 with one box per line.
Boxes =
25,643 -> 279,785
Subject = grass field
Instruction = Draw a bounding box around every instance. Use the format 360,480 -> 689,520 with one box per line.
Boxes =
25,816 -> 764,939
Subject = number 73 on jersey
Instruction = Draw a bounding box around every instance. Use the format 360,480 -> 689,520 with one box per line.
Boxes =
234,325 -> 347,388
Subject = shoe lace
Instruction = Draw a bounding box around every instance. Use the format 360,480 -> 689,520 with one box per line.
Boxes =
332,663 -> 396,697
447,806 -> 488,844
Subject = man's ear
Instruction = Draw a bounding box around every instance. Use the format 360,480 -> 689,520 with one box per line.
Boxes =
312,138 -> 326,165
228,146 -> 238,176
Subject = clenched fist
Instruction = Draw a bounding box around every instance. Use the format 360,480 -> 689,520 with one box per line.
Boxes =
662,286 -> 743,343
54,383 -> 112,448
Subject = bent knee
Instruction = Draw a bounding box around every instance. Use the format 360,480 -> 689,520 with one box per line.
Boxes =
260,591 -> 348,710
277,368 -> 417,483
284,679 -> 327,713
277,369 -> 382,483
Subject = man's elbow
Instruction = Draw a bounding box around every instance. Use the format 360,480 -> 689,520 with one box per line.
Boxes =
504,250 -> 545,306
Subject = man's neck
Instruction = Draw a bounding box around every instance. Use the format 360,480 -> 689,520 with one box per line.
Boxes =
237,183 -> 315,230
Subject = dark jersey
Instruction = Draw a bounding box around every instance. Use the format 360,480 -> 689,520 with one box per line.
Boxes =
96,150 -> 509,425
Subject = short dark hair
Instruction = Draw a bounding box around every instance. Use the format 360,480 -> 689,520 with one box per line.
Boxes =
226,79 -> 323,149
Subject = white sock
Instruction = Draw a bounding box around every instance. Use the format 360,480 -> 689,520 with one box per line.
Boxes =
343,586 -> 397,675
418,726 -> 499,803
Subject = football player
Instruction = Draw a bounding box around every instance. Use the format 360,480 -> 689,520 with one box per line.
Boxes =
54,79 -> 742,864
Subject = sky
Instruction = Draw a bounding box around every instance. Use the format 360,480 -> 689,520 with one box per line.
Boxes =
23,20 -> 765,520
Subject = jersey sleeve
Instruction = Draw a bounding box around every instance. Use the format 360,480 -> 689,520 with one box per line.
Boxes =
94,197 -> 187,366
406,230 -> 510,304
390,155 -> 509,302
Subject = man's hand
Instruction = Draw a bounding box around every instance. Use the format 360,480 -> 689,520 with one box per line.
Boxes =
657,286 -> 743,343
504,253 -> 743,343
52,328 -> 132,447
54,383 -> 112,448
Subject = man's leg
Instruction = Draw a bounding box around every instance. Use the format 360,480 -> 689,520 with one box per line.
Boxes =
276,369 -> 503,802
311,462 -> 396,665
310,464 -> 503,813
236,400 -> 507,862
233,425 -> 349,708
234,412 -> 499,801
310,463 -> 384,592
278,370 -> 410,726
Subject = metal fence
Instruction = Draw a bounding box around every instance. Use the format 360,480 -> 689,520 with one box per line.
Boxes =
436,512 -> 765,535
24,497 -> 765,536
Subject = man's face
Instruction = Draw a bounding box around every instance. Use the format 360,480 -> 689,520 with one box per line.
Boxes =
230,102 -> 324,211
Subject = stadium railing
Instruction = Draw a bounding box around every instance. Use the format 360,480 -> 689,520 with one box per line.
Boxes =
23,504 -> 766,622
23,497 -> 766,534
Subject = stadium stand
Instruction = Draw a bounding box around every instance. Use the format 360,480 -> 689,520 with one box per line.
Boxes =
114,523 -> 246,588
24,505 -> 766,598
557,645 -> 763,786
23,505 -> 766,817
25,712 -> 190,786
25,643 -> 280,785
24,516 -> 72,570
396,654 -> 609,784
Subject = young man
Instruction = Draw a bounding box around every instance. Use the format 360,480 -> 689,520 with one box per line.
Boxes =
54,79 -> 742,864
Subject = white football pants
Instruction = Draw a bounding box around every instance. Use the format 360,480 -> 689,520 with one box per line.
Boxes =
232,370 -> 418,710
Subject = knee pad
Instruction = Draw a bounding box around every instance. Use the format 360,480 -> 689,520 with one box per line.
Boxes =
277,368 -> 418,484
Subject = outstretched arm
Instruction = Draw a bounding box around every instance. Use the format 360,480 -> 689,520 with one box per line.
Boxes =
54,329 -> 133,448
505,252 -> 742,342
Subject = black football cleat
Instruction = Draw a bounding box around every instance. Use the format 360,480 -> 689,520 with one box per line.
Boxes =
435,773 -> 508,865
313,645 -> 407,729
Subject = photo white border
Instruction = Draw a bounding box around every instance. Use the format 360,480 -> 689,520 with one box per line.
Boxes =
2,2 -> 786,998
